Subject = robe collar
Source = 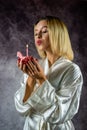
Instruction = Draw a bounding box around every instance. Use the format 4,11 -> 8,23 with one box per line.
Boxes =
44,56 -> 66,75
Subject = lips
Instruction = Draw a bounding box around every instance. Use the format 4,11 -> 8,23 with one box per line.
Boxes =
36,40 -> 42,45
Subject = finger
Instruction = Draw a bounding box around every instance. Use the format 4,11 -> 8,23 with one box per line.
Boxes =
27,70 -> 33,77
26,62 -> 34,74
30,61 -> 40,75
22,64 -> 26,72
17,60 -> 20,67
27,61 -> 35,72
28,68 -> 35,77
26,67 -> 32,76
28,61 -> 39,77
31,62 -> 38,73
17,60 -> 22,69
32,59 -> 40,71
20,61 -> 23,70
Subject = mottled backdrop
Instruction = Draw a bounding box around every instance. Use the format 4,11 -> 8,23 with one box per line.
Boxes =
0,0 -> 87,130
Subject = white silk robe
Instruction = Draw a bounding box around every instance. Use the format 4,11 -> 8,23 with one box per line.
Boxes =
14,57 -> 83,130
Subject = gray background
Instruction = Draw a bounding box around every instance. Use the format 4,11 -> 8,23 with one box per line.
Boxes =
0,0 -> 87,130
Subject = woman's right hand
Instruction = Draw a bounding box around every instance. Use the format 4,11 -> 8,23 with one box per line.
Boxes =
17,60 -> 29,75
17,60 -> 36,84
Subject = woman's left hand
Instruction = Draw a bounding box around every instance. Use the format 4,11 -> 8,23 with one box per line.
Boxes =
26,59 -> 47,84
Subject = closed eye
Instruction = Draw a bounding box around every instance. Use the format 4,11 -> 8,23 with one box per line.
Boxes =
34,33 -> 38,36
42,30 -> 48,33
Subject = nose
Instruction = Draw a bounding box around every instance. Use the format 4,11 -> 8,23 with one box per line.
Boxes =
37,32 -> 42,38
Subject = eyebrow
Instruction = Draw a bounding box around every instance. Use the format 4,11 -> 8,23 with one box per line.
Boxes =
34,26 -> 48,32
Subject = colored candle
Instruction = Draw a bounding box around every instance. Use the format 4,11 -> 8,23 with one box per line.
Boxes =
26,44 -> 28,56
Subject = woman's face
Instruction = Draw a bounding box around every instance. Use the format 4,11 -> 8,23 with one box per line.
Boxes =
34,20 -> 51,52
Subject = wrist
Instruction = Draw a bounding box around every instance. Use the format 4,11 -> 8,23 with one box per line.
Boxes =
27,76 -> 36,87
37,77 -> 47,85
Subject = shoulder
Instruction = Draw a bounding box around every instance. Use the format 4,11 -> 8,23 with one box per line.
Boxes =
62,58 -> 83,81
66,59 -> 82,74
60,57 -> 81,71
56,57 -> 83,78
58,58 -> 83,88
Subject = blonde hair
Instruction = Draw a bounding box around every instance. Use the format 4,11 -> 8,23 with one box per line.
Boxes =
34,16 -> 74,60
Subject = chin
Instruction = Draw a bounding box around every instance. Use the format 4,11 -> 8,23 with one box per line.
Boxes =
37,46 -> 46,51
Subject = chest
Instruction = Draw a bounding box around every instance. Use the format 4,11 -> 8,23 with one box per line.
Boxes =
46,66 -> 66,91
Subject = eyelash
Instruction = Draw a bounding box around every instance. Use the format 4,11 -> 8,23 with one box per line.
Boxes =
35,30 -> 48,36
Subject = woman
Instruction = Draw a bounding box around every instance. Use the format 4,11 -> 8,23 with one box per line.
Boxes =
14,16 -> 83,130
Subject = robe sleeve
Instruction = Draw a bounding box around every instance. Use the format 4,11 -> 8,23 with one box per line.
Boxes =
27,64 -> 83,124
14,74 -> 33,116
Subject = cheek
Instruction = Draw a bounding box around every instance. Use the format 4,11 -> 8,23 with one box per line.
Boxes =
34,38 -> 37,45
44,36 -> 50,45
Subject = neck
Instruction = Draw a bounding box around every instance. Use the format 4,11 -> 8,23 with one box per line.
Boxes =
46,50 -> 59,67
